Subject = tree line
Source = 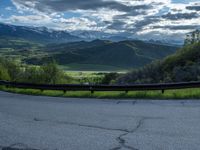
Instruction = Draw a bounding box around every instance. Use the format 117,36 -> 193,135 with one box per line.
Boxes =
117,42 -> 200,84
0,58 -> 72,84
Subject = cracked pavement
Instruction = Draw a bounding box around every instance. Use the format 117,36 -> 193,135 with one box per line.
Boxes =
0,91 -> 200,150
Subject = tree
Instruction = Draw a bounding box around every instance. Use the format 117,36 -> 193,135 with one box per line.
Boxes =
41,61 -> 64,84
19,66 -> 43,83
0,64 -> 10,81
101,73 -> 119,84
0,59 -> 21,81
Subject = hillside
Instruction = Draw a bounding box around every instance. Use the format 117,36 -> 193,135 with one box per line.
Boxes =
0,28 -> 178,71
0,36 -> 47,61
0,36 -> 43,49
118,42 -> 200,84
162,42 -> 200,72
24,40 -> 178,70
0,23 -> 81,44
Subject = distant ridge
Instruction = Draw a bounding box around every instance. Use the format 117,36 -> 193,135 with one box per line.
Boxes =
0,23 -> 81,44
24,39 -> 178,69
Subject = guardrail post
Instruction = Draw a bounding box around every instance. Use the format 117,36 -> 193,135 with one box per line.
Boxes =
162,89 -> 165,94
90,86 -> 94,94
63,90 -> 67,94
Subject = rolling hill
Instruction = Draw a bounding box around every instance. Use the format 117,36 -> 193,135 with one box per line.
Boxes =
24,40 -> 178,70
118,42 -> 200,84
0,36 -> 47,61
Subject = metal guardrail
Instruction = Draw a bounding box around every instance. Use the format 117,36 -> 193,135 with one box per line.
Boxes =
0,80 -> 200,94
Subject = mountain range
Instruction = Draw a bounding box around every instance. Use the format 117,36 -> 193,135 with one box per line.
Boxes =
0,23 -> 179,71
24,39 -> 178,70
0,23 -> 183,45
0,23 -> 81,44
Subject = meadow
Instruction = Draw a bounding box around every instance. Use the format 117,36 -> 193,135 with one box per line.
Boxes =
59,64 -> 125,71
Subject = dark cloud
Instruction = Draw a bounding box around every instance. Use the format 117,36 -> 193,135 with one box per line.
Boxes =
114,9 -> 149,20
107,20 -> 126,30
186,5 -> 200,11
110,4 -> 153,30
13,0 -> 148,13
106,17 -> 160,36
114,4 -> 155,19
162,12 -> 198,20
110,15 -> 160,32
152,25 -> 200,30
12,0 -> 158,32
11,0 -> 200,41
135,17 -> 161,33
134,16 -> 160,29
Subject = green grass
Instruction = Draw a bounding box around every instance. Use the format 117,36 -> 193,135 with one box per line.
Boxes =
59,64 -> 127,71
1,86 -> 200,99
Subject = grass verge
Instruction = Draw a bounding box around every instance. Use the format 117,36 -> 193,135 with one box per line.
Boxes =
0,85 -> 200,99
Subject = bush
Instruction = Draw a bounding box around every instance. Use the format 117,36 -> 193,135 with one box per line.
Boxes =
18,66 -> 43,83
0,58 -> 21,81
41,62 -> 65,84
0,58 -> 72,84
0,64 -> 10,81
101,73 -> 118,84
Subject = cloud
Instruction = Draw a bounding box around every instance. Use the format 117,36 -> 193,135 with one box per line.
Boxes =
186,2 -> 200,11
162,12 -> 198,20
5,7 -> 12,11
152,25 -> 200,30
186,6 -> 200,11
12,0 -> 133,12
107,20 -> 126,30
4,15 -> 52,26
6,0 -> 200,41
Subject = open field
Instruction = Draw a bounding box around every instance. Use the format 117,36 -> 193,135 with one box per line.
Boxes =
59,64 -> 127,71
1,85 -> 200,99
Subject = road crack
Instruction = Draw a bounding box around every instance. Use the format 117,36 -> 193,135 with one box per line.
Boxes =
33,117 -> 143,150
111,117 -> 163,150
116,101 -> 137,105
111,118 -> 145,150
32,116 -> 163,150
0,143 -> 39,150
33,118 -> 129,133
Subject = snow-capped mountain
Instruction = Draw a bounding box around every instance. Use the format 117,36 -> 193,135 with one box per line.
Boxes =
0,23 -> 81,43
70,30 -> 112,41
146,39 -> 183,46
70,30 -> 133,42
0,23 -> 184,45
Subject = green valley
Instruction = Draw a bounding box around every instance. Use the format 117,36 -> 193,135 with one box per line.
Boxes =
0,38 -> 177,71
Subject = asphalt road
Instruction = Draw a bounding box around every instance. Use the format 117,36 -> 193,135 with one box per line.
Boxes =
0,91 -> 200,150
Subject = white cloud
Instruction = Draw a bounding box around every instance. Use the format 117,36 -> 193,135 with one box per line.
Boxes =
5,7 -> 12,11
3,0 -> 198,40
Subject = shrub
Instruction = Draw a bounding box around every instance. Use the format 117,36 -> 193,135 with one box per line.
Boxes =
41,62 -> 65,84
0,64 -> 10,81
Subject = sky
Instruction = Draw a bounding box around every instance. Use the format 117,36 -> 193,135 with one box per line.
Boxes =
0,0 -> 200,40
